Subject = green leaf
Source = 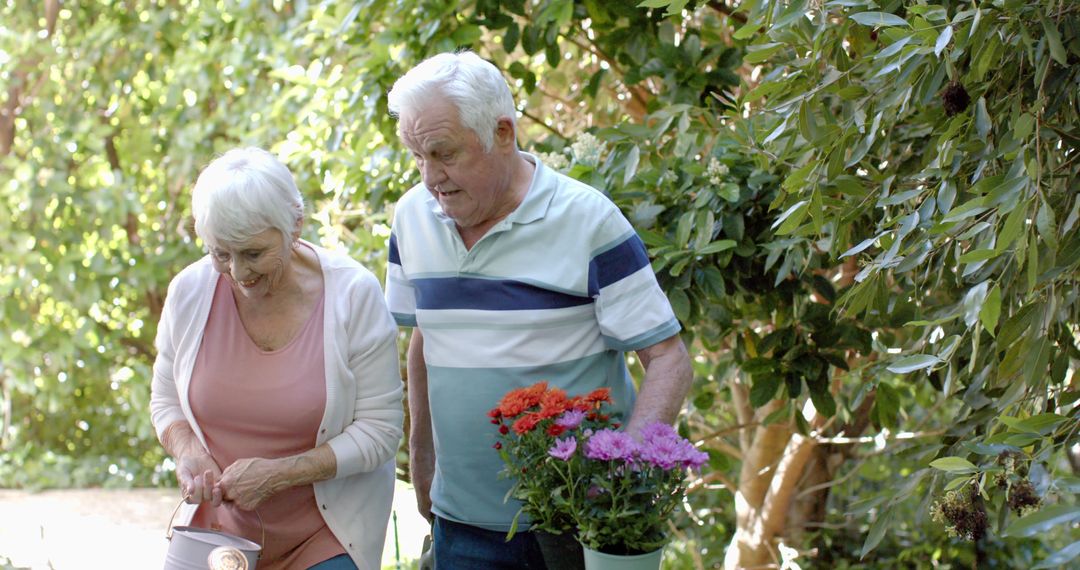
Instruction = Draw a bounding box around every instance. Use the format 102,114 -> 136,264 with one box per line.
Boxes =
975,97 -> 991,138
944,476 -> 972,491
1036,200 -> 1058,250
733,23 -> 761,40
850,12 -> 910,28
959,249 -> 998,263
930,456 -> 979,473
887,354 -> 941,373
941,198 -> 988,223
808,382 -> 836,417
1041,16 -> 1068,66
1033,540 -> 1080,570
744,43 -> 784,64
696,239 -> 737,255
750,374 -> 782,407
1013,112 -> 1035,140
934,25 -> 953,57
1000,413 -> 1067,435
1003,504 -> 1080,538
860,505 -> 893,559
772,200 -> 809,235
979,284 -> 1001,335
997,203 -> 1028,253
668,288 -> 690,322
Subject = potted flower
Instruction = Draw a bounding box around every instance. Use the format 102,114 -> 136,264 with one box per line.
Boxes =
490,382 -> 707,570
489,381 -> 617,570
554,421 -> 708,569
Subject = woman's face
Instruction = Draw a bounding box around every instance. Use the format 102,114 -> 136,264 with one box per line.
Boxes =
205,228 -> 292,300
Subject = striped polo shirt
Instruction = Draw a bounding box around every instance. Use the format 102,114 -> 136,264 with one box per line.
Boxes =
385,154 -> 680,530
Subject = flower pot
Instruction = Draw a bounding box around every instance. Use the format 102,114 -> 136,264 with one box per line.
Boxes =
533,530 -> 584,570
581,545 -> 663,570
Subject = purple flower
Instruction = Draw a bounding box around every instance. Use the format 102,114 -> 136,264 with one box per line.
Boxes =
555,409 -> 586,429
548,437 -> 578,461
637,421 -> 709,470
680,444 -> 709,470
584,429 -> 638,461
637,436 -> 684,469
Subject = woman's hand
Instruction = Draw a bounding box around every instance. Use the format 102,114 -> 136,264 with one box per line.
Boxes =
177,452 -> 223,506
161,422 -> 223,506
219,457 -> 283,511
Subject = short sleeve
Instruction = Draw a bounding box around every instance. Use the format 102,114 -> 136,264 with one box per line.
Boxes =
589,211 -> 681,351
384,231 -> 417,327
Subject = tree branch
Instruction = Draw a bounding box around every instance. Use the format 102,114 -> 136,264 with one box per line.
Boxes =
706,1 -> 748,25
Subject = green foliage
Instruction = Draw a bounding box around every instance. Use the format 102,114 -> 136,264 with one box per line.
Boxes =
731,0 -> 1080,564
2,0 -> 1077,567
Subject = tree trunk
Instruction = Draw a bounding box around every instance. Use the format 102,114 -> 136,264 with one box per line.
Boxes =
723,375 -> 824,569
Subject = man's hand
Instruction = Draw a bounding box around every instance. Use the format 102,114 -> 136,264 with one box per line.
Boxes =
407,329 -> 436,522
627,334 -> 693,435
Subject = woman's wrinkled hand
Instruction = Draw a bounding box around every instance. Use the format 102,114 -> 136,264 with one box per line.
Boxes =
219,457 -> 283,511
177,453 -> 223,506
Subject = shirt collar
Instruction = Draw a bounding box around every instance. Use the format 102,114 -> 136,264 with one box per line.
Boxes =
426,151 -> 555,227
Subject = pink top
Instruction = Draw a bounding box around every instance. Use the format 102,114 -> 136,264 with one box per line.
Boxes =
189,274 -> 344,569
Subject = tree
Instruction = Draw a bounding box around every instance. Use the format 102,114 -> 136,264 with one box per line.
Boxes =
2,1 -> 1076,568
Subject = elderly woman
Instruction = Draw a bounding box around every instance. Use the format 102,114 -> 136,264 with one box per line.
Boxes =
150,147 -> 403,570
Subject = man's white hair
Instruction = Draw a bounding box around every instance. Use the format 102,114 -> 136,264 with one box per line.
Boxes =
191,147 -> 303,247
387,51 -> 517,152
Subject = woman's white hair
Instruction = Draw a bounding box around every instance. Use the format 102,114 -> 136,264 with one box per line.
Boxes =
387,51 -> 517,152
191,147 -> 303,247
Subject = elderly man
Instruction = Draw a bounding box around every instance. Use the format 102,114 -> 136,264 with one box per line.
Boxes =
384,51 -> 693,569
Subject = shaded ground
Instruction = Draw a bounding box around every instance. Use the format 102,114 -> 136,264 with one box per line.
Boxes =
0,481 -> 429,569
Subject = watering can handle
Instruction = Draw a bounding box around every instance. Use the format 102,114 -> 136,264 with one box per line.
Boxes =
165,495 -> 266,549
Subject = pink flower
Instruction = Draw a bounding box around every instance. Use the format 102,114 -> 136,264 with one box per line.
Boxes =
555,409 -> 586,429
584,429 -> 638,461
638,421 -> 708,470
548,437 -> 578,461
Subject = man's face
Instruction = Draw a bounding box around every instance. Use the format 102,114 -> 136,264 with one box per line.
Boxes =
399,99 -> 514,231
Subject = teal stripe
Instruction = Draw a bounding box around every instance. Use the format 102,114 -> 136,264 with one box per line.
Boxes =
419,311 -> 595,331
392,312 -> 417,327
602,318 -> 681,351
590,228 -> 637,258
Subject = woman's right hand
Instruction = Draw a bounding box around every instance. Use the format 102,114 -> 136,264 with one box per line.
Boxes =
178,452 -> 224,506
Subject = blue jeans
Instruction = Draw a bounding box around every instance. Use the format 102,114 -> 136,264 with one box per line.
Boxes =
308,554 -> 357,569
433,516 -> 547,569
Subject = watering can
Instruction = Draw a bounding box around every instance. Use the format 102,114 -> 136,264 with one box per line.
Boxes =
164,499 -> 263,570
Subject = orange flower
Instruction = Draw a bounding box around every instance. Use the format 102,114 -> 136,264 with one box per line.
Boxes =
585,387 -> 611,405
512,412 -> 544,434
538,387 -> 569,418
498,382 -> 549,418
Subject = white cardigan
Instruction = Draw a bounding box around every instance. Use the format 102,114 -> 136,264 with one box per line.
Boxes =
150,241 -> 404,570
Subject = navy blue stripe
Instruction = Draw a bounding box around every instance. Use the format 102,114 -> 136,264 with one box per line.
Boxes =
588,235 -> 650,296
388,233 -> 401,265
412,277 -> 592,311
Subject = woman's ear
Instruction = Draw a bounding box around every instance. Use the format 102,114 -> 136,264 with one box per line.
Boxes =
292,215 -> 303,242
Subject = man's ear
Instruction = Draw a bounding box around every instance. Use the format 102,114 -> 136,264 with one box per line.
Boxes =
494,116 -> 517,150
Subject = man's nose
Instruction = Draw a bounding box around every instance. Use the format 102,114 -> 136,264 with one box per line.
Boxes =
421,160 -> 447,188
